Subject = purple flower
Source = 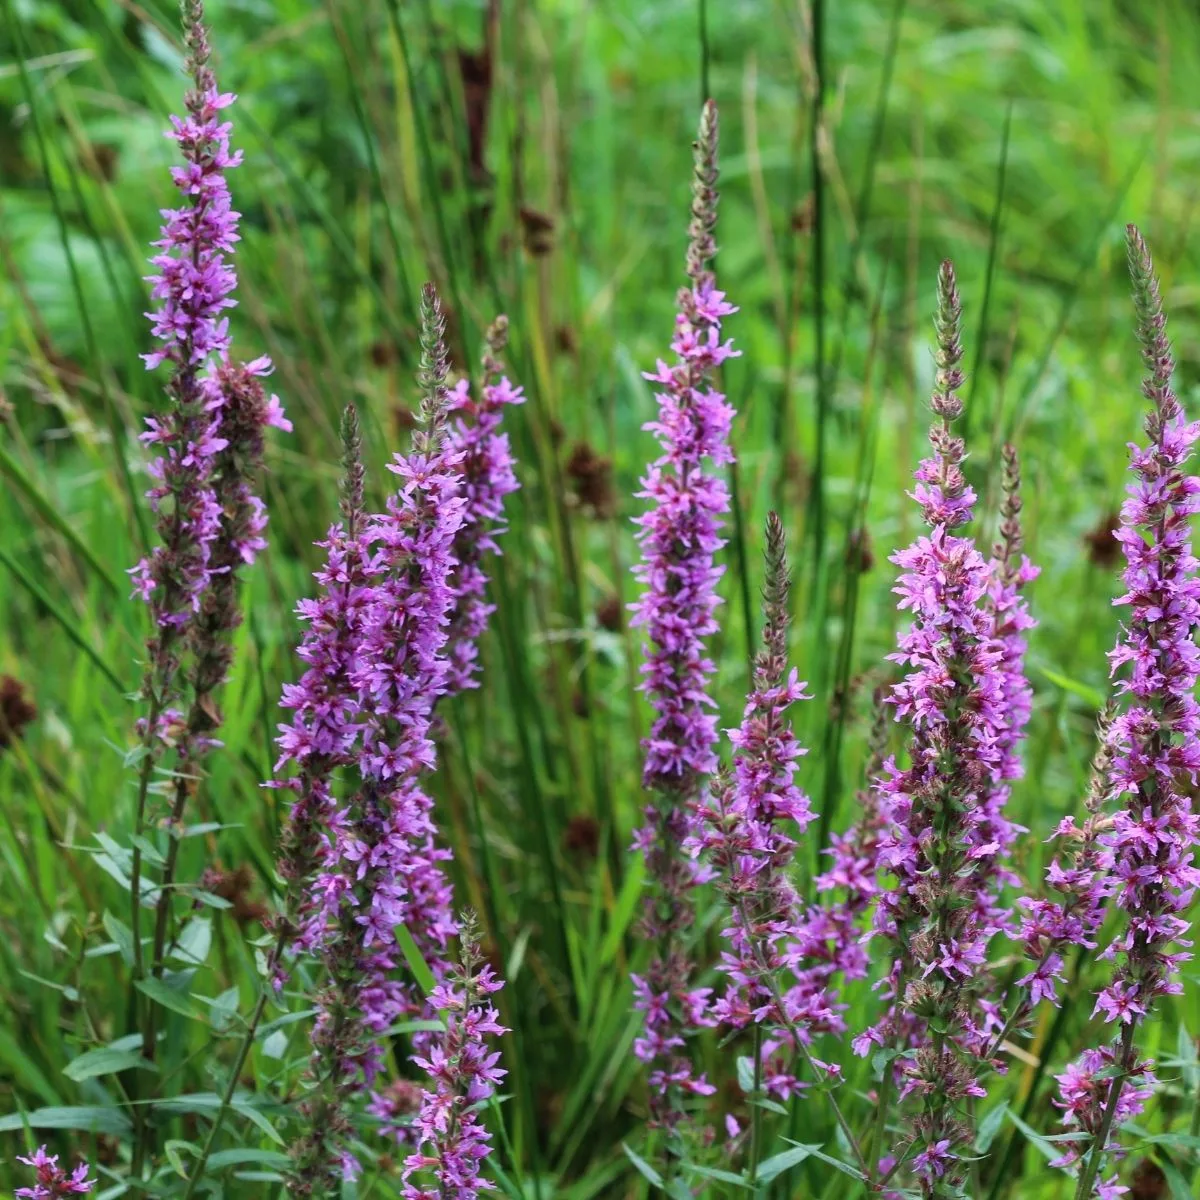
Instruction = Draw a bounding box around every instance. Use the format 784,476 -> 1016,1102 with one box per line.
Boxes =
280,287 -> 505,1190
699,514 -> 847,1105
857,262 -> 1015,1189
131,3 -> 244,631
1053,226 -> 1200,1197
442,317 -> 524,699
402,915 -> 508,1199
1050,1046 -> 1155,1171
629,99 -> 735,1128
15,1148 -> 95,1200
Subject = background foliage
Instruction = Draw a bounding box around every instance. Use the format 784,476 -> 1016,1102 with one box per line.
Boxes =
1,0 -> 1199,1195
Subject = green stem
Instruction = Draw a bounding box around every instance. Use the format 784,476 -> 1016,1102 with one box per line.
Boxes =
1073,1024 -> 1136,1200
749,1023 -> 764,1191
180,946 -> 280,1200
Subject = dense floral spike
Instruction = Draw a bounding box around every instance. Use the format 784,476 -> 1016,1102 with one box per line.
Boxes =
273,405 -> 371,965
1059,226 -> 1200,1198
629,98 -> 736,1126
858,262 -> 1013,1195
403,914 -> 508,1199
130,0 -> 244,629
699,514 -> 843,1103
442,316 -> 524,698
15,1148 -> 95,1200
278,407 -> 378,1189
286,286 -> 471,1188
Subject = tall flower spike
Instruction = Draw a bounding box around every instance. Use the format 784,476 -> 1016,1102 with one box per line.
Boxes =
698,513 -> 828,1105
130,0 -> 245,638
856,262 -> 1010,1194
288,286 -> 472,1188
442,315 -> 525,699
1058,226 -> 1200,1199
277,406 -> 379,1188
629,98 -> 736,1129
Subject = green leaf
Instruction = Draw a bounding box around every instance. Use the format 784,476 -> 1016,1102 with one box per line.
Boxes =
1004,1109 -> 1082,1163
1037,666 -> 1105,710
172,917 -> 213,966
683,1163 -> 750,1188
756,1144 -> 818,1184
256,1009 -> 319,1040
232,1099 -> 285,1146
395,923 -> 437,998
0,546 -> 125,693
206,1150 -> 291,1172
260,1030 -> 288,1060
783,1140 -> 865,1182
736,1055 -> 756,1095
205,986 -> 241,1034
63,1045 -> 156,1082
1178,1024 -> 1200,1094
976,1102 -> 1009,1153
1160,1159 -> 1194,1200
164,1140 -> 197,1178
102,910 -> 136,968
621,1143 -> 663,1188
136,976 -> 202,1020
0,1106 -> 132,1135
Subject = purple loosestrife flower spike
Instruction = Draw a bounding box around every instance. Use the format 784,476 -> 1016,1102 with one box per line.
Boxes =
442,316 -> 525,699
403,913 -> 508,1200
698,515 -> 847,1104
1062,226 -> 1200,1200
287,286 -> 471,1187
277,407 -> 377,1189
15,1148 -> 95,1200
630,98 -> 736,1129
131,0 -> 244,634
857,262 -> 1010,1195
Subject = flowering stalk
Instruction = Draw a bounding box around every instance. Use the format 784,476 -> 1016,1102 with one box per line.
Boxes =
127,0 -> 244,997
698,514 -> 869,1179
629,97 -> 736,1134
442,316 -> 524,701
142,358 -> 288,1063
698,515 -> 822,1084
285,285 -> 468,1191
1067,226 -> 1200,1200
858,262 -> 1009,1194
402,913 -> 508,1199
15,1149 -> 95,1200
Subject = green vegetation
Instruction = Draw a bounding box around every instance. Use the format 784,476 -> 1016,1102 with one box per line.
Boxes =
1,0 -> 1199,1195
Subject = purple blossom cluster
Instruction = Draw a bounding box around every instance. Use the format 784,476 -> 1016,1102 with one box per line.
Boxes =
403,916 -> 508,1199
698,515 -> 839,1105
1051,226 -> 1200,1196
856,263 -> 1025,1193
629,98 -> 735,1128
131,3 -> 246,627
15,1149 -> 94,1200
274,289 -> 518,1194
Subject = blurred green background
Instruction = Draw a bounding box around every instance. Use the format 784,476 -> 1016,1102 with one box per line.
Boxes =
1,0 -> 1199,1195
